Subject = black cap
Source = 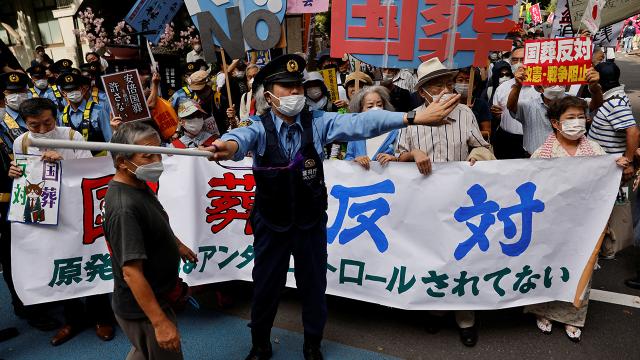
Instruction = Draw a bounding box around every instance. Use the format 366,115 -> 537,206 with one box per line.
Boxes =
80,62 -> 101,75
253,54 -> 305,90
55,72 -> 90,91
51,59 -> 73,73
0,72 -> 29,91
595,62 -> 621,91
26,64 -> 47,77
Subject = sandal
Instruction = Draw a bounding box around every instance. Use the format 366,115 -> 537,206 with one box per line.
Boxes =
565,325 -> 582,343
536,317 -> 552,334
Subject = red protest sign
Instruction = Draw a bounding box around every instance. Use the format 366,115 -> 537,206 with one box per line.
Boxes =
522,37 -> 592,86
101,70 -> 151,123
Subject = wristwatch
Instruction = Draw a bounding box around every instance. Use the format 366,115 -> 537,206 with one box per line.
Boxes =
406,110 -> 416,125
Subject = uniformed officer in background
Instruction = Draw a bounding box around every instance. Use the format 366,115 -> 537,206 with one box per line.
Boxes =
205,54 -> 461,360
0,72 -> 59,331
55,72 -> 112,155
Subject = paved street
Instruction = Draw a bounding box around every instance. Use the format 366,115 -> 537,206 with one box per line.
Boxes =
1,56 -> 639,360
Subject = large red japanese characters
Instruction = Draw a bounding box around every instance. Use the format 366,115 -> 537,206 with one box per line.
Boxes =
331,0 -> 516,68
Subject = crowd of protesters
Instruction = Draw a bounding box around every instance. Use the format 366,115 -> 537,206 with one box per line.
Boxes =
0,20 -> 639,359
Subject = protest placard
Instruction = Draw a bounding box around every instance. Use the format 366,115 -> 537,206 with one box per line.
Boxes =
579,0 -> 606,34
330,0 -> 516,69
552,0 -> 624,47
523,37 -> 592,86
286,0 -> 329,14
12,155 -> 620,309
530,3 -> 543,25
247,50 -> 271,68
185,0 -> 286,62
8,155 -> 61,226
101,69 -> 151,123
569,0 -> 638,30
125,0 -> 182,43
318,68 -> 339,102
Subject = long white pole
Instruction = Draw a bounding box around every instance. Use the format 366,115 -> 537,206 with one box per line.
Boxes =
28,138 -> 213,158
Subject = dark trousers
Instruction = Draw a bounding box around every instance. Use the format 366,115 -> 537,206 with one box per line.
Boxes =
0,204 -> 44,317
62,294 -> 114,327
493,128 -> 529,160
249,212 -> 328,342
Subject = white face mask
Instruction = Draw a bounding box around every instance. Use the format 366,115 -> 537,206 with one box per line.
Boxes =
558,118 -> 586,140
127,159 -> 164,182
368,106 -> 382,111
30,128 -> 57,139
543,86 -> 565,100
183,117 -> 204,135
306,86 -> 323,101
498,76 -> 511,84
454,83 -> 469,95
511,62 -> 522,74
5,93 -> 29,110
34,79 -> 49,90
66,90 -> 83,104
426,90 -> 454,103
268,92 -> 306,117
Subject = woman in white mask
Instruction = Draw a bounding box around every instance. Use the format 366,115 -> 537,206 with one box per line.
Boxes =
344,86 -> 399,169
525,96 -> 628,343
303,72 -> 337,112
171,99 -> 219,149
9,98 -> 92,179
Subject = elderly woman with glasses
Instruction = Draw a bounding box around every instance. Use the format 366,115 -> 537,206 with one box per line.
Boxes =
344,85 -> 400,169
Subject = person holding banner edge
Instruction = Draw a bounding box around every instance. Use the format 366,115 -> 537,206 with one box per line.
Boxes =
204,54 -> 460,360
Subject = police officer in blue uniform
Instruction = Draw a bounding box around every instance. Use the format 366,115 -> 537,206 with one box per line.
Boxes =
55,72 -> 112,155
79,62 -> 110,115
26,64 -> 57,101
46,59 -> 74,111
205,54 -> 461,360
0,72 -> 59,330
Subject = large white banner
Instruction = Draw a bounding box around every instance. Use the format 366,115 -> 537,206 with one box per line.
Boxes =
12,155 -> 621,310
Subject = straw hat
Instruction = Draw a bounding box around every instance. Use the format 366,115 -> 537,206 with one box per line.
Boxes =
414,58 -> 459,91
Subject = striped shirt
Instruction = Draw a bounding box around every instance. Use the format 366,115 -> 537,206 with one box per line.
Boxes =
397,104 -> 490,162
587,85 -> 637,155
512,94 -> 553,154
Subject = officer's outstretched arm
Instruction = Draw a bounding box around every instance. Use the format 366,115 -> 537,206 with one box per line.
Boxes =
203,139 -> 239,161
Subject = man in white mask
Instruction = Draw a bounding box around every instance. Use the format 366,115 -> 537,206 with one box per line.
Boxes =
186,38 -> 205,63
26,64 -> 58,102
1,72 -> 30,129
171,99 -> 219,148
507,64 -> 603,156
491,47 -> 540,159
103,121 -> 197,360
55,72 -> 112,155
8,97 -> 115,347
9,98 -> 91,163
204,54 -> 462,360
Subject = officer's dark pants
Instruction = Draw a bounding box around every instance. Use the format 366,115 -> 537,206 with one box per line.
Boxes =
249,212 -> 328,343
0,203 -> 24,314
62,294 -> 114,327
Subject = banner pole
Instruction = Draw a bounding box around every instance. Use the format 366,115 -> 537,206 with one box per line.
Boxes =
466,68 -> 475,107
220,48 -> 234,110
27,138 -> 213,158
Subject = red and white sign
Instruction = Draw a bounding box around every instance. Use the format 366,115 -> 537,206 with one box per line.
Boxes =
523,37 -> 593,86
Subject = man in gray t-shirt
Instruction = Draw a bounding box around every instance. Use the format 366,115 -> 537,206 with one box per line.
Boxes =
103,121 -> 197,360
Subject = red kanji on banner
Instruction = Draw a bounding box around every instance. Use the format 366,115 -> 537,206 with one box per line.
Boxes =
81,175 -> 113,245
206,172 -> 255,235
330,0 -> 514,67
